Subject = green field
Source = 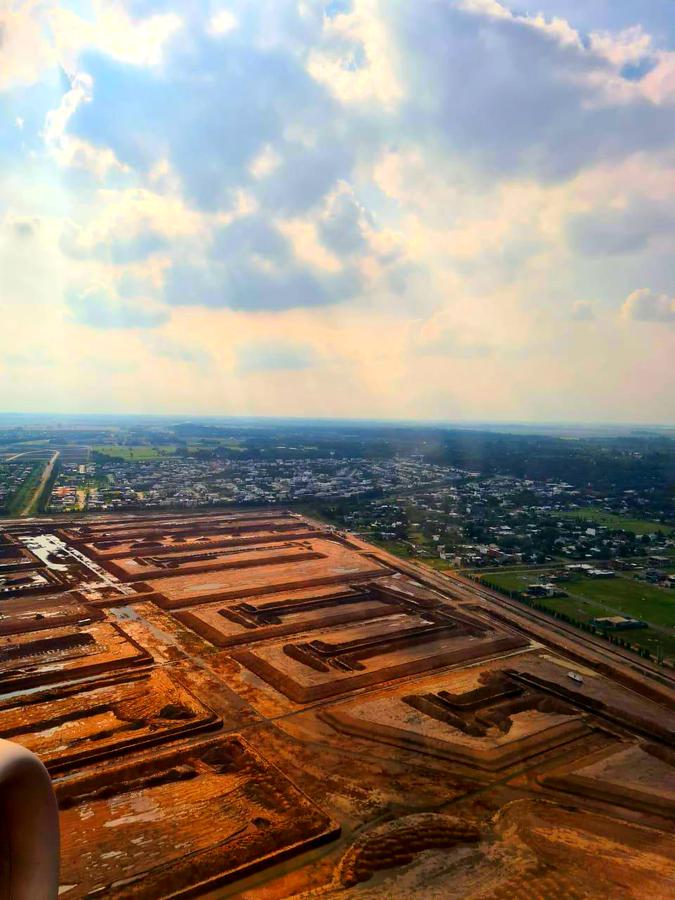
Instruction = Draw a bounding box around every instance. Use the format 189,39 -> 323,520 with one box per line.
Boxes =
368,537 -> 416,558
3,462 -> 43,516
485,569 -> 675,625
187,438 -> 246,453
483,568 -> 675,661
569,574 -> 675,625
545,593 -> 675,660
420,557 -> 456,572
93,445 -> 176,460
482,570 -> 538,593
556,507 -> 673,535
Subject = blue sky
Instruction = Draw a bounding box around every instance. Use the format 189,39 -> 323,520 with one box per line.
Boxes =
1,0 -> 674,421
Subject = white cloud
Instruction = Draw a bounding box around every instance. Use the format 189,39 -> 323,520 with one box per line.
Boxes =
459,0 -> 582,49
208,9 -> 238,37
1,0 -> 675,421
48,2 -> 182,70
42,71 -> 120,176
248,145 -> 281,179
621,288 -> 675,322
307,0 -> 403,106
0,4 -> 57,90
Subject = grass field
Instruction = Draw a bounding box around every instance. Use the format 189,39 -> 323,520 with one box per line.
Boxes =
482,568 -> 675,661
187,438 -> 246,453
556,507 -> 673,534
93,445 -> 176,460
3,462 -> 42,516
485,569 -> 675,625
367,537 -> 416,558
569,574 -> 675,626
420,557 -> 456,571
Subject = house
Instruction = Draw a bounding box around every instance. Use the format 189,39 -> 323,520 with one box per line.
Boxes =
526,583 -> 564,598
644,568 -> 666,583
590,615 -> 646,630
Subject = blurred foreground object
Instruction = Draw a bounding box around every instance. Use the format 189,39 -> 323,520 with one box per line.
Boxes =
0,739 -> 59,900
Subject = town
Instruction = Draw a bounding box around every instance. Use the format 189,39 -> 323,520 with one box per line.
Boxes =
1,420 -> 673,667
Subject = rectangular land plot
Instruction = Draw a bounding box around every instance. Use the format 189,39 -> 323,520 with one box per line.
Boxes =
0,668 -> 220,772
150,539 -> 389,609
0,621 -> 150,691
105,540 -> 324,581
0,543 -> 39,571
79,526 -> 322,559
320,659 -> 591,770
174,585 -> 412,648
0,568 -> 63,599
56,735 -> 339,898
68,513 -> 298,544
0,591 -> 104,636
174,577 -> 452,647
233,611 -> 528,702
541,742 -> 675,819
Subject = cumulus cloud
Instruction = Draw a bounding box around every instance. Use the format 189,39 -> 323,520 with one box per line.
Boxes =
621,288 -> 675,322
568,200 -> 675,256
50,2 -> 182,69
2,0 -> 675,420
387,1 -> 675,181
163,211 -> 363,311
50,0 -> 675,314
67,285 -> 169,328
164,259 -> 358,312
0,5 -> 57,90
62,222 -> 167,263
68,29 -> 343,213
318,188 -> 369,255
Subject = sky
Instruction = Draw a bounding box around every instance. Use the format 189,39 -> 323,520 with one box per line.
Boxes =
1,0 -> 674,423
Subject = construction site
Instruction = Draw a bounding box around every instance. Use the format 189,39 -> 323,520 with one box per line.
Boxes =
0,509 -> 673,897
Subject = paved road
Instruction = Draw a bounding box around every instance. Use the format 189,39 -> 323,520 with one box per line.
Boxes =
331,523 -> 675,693
19,451 -> 59,516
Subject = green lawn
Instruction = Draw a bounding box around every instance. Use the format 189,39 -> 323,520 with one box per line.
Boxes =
482,570 -> 537,593
556,507 -> 673,535
3,462 -> 43,516
368,537 -> 416,558
93,445 -> 176,460
485,569 -> 674,627
482,568 -> 675,662
568,574 -> 675,628
421,557 -> 456,572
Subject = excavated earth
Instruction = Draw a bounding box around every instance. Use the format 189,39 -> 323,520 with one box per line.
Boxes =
0,512 -> 673,898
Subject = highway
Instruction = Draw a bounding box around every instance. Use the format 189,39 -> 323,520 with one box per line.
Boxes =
333,525 -> 675,697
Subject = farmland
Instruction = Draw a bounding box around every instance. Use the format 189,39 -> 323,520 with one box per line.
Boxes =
93,445 -> 176,460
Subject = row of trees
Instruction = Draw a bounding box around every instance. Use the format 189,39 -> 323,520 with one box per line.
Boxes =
477,577 -> 656,663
